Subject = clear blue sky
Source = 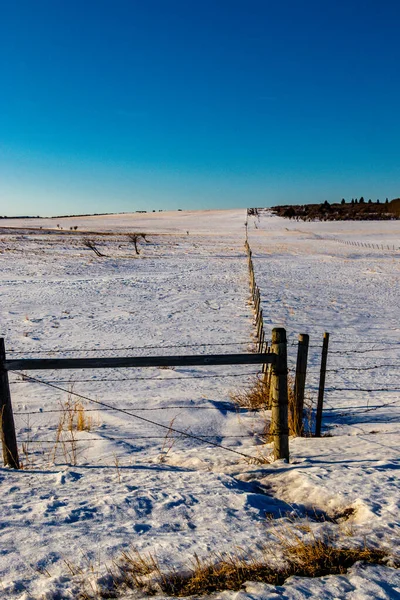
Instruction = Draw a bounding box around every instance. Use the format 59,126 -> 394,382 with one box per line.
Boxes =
1,0 -> 399,216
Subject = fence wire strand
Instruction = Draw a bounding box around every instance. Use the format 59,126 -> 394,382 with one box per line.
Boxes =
9,371 -> 260,385
11,371 -> 263,461
8,341 -> 253,354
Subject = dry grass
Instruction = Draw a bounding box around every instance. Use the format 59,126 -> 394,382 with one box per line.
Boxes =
158,417 -> 179,463
280,531 -> 389,580
231,372 -> 314,439
85,532 -> 393,598
230,375 -> 270,410
50,391 -> 98,465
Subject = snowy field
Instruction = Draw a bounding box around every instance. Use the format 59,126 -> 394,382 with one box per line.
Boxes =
0,209 -> 399,599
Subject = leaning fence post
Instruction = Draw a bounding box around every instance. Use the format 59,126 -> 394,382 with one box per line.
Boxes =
271,328 -> 289,461
0,339 -> 20,468
293,333 -> 309,436
315,332 -> 329,437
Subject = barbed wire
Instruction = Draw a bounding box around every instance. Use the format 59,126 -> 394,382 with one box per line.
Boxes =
7,341 -> 253,354
327,347 -> 399,354
326,387 -> 400,392
326,340 -> 400,345
324,396 -> 400,417
8,340 -> 399,355
325,364 -> 400,373
288,364 -> 400,373
18,434 -> 257,444
14,403 -> 249,416
9,371 -> 260,385
11,371 -> 261,461
287,343 -> 399,352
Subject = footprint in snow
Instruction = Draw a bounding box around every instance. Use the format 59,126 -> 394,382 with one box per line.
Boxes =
133,496 -> 153,517
133,523 -> 152,534
64,506 -> 97,523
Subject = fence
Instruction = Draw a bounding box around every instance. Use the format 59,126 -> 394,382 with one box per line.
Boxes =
243,230 -> 399,439
245,231 -> 317,441
318,236 -> 399,251
0,333 -> 292,469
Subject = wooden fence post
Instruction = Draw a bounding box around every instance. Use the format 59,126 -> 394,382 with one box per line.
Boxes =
271,328 -> 289,461
0,339 -> 20,468
315,332 -> 329,437
293,333 -> 309,436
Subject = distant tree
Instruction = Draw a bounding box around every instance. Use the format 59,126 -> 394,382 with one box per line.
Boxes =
377,199 -> 380,204
351,199 -> 354,205
341,198 -> 346,205
385,198 -> 389,204
359,196 -> 364,204
283,206 -> 295,219
368,199 -> 372,203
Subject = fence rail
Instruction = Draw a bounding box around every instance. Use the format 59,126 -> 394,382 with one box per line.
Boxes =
3,353 -> 275,372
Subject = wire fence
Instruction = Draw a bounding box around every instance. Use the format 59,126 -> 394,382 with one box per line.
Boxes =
244,228 -> 399,434
7,340 -> 254,354
12,371 -> 264,462
328,237 -> 399,251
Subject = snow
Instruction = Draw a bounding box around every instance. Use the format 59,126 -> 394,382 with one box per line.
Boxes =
0,209 -> 399,599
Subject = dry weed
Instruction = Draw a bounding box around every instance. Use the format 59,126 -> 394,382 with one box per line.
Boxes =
231,372 -> 314,439
49,390 -> 98,465
230,376 -> 270,411
108,533 -> 391,597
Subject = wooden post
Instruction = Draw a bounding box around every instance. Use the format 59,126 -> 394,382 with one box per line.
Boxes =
262,345 -> 273,409
256,309 -> 263,337
293,333 -> 309,436
254,289 -> 260,314
270,328 -> 289,461
259,329 -> 265,353
0,339 -> 19,468
315,332 -> 329,437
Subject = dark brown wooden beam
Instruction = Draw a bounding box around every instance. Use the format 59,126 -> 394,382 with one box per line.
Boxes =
4,352 -> 276,372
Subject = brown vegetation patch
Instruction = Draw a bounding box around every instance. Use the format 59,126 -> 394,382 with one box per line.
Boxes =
80,533 -> 395,598
230,376 -> 270,410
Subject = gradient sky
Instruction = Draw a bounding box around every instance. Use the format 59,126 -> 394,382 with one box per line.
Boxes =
1,0 -> 400,216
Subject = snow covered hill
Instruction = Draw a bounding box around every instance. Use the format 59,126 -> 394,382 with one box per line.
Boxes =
0,209 -> 399,599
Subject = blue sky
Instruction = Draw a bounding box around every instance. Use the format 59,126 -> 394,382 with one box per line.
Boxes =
1,0 -> 399,216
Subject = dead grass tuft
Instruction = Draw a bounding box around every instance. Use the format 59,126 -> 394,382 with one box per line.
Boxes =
77,530 -> 394,598
281,532 -> 389,580
106,535 -> 391,598
230,376 -> 270,411
49,390 -> 98,465
231,372 -> 314,438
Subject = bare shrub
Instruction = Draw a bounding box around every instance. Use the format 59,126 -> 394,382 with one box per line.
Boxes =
82,238 -> 105,257
127,232 -> 148,255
